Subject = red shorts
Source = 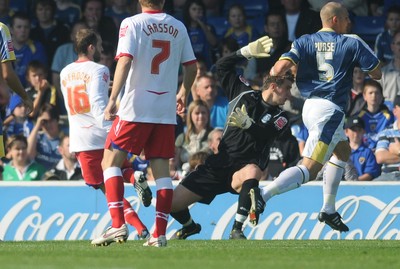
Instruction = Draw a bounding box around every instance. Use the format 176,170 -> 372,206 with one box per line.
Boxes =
76,150 -> 104,188
105,117 -> 175,159
76,149 -> 132,188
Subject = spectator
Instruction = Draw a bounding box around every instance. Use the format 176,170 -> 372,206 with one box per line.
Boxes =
308,0 -> 369,16
98,41 -> 116,79
280,0 -> 321,42
3,94 -> 34,138
9,12 -> 47,87
194,74 -> 228,129
219,36 -> 257,84
223,4 -> 259,48
174,99 -> 213,171
2,134 -> 46,181
81,0 -> 118,49
375,95 -> 400,180
345,115 -> 381,180
374,5 -> 400,65
0,0 -> 13,26
188,150 -> 210,172
346,66 -> 367,117
55,0 -> 81,27
268,127 -> 301,179
182,0 -> 218,69
43,134 -> 83,181
207,127 -> 222,154
27,104 -> 61,170
105,0 -> 132,28
189,55 -> 208,103
51,20 -> 89,115
291,121 -> 308,155
202,0 -> 223,17
380,30 -> 400,106
256,11 -> 291,84
358,79 -> 394,149
30,0 -> 71,68
25,60 -> 61,119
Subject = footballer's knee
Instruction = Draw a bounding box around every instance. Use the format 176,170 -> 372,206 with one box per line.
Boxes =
333,141 -> 351,162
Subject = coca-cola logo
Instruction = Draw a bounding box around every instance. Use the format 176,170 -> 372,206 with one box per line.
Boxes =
2,192 -> 400,240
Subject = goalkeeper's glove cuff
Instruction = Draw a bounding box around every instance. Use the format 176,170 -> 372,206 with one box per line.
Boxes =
238,46 -> 252,59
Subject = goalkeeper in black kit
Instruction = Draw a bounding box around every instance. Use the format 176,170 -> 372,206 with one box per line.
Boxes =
170,36 -> 295,239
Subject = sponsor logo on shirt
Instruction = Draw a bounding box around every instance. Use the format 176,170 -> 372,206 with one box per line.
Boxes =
274,116 -> 288,130
119,25 -> 128,38
261,113 -> 271,124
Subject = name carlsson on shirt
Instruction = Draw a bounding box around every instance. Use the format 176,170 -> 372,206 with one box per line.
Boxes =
315,42 -> 335,52
143,23 -> 178,38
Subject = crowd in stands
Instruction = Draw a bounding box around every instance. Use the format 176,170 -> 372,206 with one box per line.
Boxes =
1,0 -> 400,182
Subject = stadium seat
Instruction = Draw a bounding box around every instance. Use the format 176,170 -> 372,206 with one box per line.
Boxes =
223,0 -> 268,18
207,16 -> 230,38
384,0 -> 400,14
352,16 -> 385,47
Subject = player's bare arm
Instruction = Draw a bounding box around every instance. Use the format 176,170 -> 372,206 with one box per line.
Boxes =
270,59 -> 295,77
177,62 -> 197,113
105,56 -> 132,120
368,62 -> 382,80
1,61 -> 33,114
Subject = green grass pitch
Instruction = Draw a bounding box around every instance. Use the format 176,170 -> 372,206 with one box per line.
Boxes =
1,240 -> 399,269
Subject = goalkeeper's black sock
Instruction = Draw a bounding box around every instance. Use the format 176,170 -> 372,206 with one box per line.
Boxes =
170,208 -> 192,226
237,178 -> 259,216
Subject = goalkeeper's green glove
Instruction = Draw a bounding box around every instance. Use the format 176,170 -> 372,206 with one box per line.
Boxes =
227,104 -> 255,129
239,36 -> 273,59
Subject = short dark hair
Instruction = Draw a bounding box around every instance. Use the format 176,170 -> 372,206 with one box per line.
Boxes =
40,104 -> 60,122
6,134 -> 28,150
10,12 -> 30,27
26,60 -> 48,77
35,0 -> 57,14
74,28 -> 99,55
81,0 -> 105,12
263,71 -> 295,89
362,79 -> 383,95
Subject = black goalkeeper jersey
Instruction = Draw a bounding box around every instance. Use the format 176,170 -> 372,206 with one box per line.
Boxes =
206,52 -> 290,171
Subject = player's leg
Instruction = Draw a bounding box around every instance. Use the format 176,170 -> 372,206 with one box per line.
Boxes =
143,124 -> 175,247
76,150 -> 129,246
260,98 -> 337,215
121,198 -> 149,239
318,140 -> 350,232
96,118 -> 144,245
121,162 -> 152,207
230,164 -> 264,239
170,184 -> 203,239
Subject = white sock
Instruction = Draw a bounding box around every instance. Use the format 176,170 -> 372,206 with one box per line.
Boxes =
261,165 -> 310,202
235,213 -> 247,224
321,156 -> 346,214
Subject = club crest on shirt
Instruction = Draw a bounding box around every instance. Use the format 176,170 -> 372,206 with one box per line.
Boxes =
7,40 -> 13,52
274,116 -> 288,130
358,156 -> 366,165
239,75 -> 250,86
102,72 -> 109,83
261,113 -> 271,124
119,25 -> 129,38
370,123 -> 377,132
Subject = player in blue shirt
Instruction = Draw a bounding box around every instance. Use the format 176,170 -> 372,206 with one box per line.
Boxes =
252,2 -> 382,232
